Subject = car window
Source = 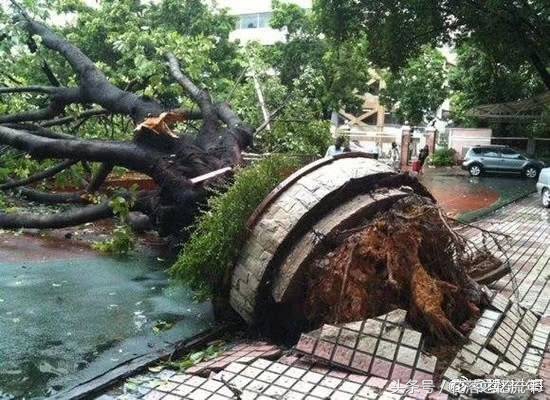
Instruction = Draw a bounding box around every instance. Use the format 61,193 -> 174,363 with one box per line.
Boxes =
471,148 -> 484,155
500,148 -> 522,159
483,149 -> 499,157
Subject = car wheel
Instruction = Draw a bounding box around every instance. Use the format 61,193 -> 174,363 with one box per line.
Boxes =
523,166 -> 539,179
543,188 -> 550,208
469,164 -> 482,177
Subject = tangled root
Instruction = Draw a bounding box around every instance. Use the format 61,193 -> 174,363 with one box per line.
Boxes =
305,195 -> 495,344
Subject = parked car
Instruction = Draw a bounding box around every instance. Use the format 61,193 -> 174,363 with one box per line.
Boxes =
537,168 -> 550,208
462,145 -> 546,179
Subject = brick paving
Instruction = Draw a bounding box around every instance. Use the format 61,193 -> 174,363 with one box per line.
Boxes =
295,310 -> 437,382
101,194 -> 550,399
464,194 -> 550,314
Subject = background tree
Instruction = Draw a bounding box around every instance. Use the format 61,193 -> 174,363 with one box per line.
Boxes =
449,43 -> 545,129
380,46 -> 449,124
267,0 -> 372,115
314,0 -> 550,90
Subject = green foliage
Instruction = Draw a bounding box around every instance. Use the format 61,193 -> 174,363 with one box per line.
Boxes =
92,195 -> 135,256
313,0 -> 550,92
171,155 -> 302,298
0,192 -> 8,210
449,43 -> 545,129
266,1 -> 372,114
381,46 -> 449,124
431,148 -> 457,167
229,46 -> 332,157
93,225 -> 135,256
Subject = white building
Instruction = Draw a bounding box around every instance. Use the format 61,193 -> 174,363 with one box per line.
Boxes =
211,0 -> 312,45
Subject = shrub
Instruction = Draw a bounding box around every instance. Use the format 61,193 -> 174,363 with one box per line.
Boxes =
171,155 -> 302,299
431,148 -> 457,167
92,195 -> 136,256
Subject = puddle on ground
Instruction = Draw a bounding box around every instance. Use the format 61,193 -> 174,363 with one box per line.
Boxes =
420,172 -> 536,218
0,254 -> 213,399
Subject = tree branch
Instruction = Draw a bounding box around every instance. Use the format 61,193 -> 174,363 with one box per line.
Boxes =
15,186 -> 89,204
86,162 -> 113,192
166,53 -> 215,116
2,123 -> 76,140
40,108 -> 108,127
0,86 -> 66,94
18,15 -> 164,122
0,125 -> 156,171
0,159 -> 78,190
0,87 -> 82,123
0,201 -> 113,229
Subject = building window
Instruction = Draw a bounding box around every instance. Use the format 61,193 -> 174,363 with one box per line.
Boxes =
258,12 -> 272,28
237,12 -> 272,29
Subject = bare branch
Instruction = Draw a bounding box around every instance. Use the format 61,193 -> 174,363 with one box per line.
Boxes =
0,86 -> 65,94
40,108 -> 108,127
0,87 -> 82,123
2,123 -> 76,140
19,16 -> 164,122
86,162 -> 113,192
166,53 -> 215,115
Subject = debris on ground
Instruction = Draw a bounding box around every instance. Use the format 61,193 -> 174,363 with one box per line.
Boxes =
178,341 -> 281,376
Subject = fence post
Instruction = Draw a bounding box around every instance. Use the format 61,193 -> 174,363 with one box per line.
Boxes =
426,126 -> 437,155
527,137 -> 536,155
400,124 -> 411,169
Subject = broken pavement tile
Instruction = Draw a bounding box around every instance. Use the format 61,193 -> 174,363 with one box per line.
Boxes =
294,310 -> 437,382
443,299 -> 547,394
182,341 -> 282,376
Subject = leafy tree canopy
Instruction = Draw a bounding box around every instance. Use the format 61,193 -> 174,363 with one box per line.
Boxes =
449,42 -> 545,126
314,0 -> 550,90
267,0 -> 372,115
381,46 -> 449,125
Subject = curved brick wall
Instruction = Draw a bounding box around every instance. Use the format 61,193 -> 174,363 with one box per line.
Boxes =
230,154 -> 397,324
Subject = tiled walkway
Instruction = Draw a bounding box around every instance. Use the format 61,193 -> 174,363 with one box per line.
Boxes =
464,193 -> 550,315
100,193 -> 550,400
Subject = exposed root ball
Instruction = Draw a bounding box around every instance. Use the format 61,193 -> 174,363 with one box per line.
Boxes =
305,195 -> 495,344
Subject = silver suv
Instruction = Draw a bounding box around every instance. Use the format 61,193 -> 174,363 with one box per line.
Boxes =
462,145 -> 546,179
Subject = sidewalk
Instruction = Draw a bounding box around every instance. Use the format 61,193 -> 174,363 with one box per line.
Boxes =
98,194 -> 550,400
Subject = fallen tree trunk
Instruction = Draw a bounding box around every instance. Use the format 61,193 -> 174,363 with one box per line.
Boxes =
0,6 -> 253,239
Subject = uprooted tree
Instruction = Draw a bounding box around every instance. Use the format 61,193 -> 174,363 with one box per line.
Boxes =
0,6 -> 253,239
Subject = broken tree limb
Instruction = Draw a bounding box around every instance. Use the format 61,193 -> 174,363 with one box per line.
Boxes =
0,201 -> 113,229
0,7 -> 251,238
15,187 -> 89,205
0,159 -> 79,190
0,125 -> 154,170
86,162 -> 114,193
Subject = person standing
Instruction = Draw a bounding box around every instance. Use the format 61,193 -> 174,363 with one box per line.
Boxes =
390,142 -> 400,171
418,145 -> 430,174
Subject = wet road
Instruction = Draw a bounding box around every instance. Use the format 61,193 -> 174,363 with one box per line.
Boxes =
0,251 -> 213,399
420,167 -> 536,220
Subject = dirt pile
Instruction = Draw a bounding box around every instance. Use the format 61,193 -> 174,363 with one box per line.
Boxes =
305,195 -> 503,344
